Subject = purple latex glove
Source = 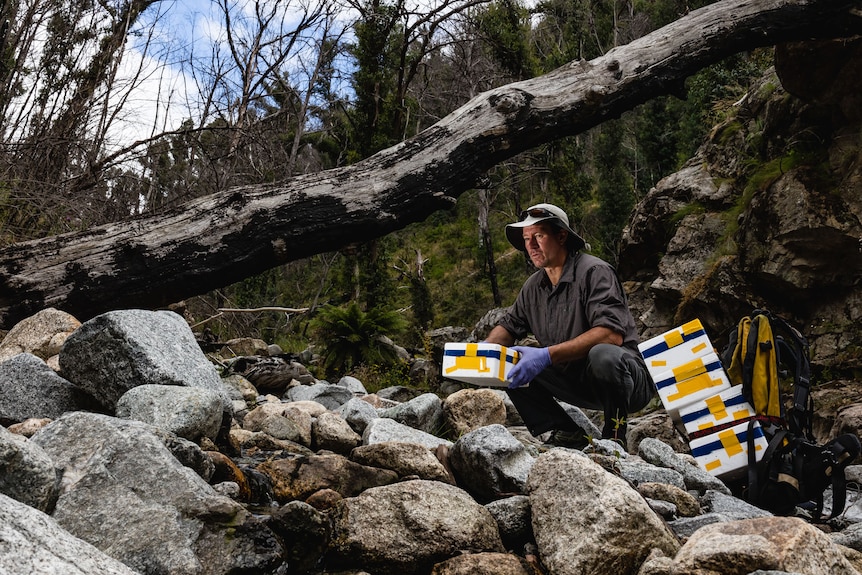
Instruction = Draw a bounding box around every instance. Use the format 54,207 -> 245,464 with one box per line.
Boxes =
507,346 -> 551,389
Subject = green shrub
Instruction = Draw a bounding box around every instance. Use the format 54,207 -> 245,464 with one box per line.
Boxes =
310,302 -> 406,378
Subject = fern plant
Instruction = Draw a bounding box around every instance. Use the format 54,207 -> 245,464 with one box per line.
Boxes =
311,302 -> 406,377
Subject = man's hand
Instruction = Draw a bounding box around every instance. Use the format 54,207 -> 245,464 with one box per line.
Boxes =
507,346 -> 551,389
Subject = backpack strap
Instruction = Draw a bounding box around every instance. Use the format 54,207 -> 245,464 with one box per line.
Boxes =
759,310 -> 813,438
747,420 -> 788,507
824,434 -> 862,520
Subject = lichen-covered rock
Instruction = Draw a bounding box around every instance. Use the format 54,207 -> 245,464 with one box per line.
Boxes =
654,516 -> 859,575
328,479 -> 504,574
0,425 -> 59,512
442,388 -> 507,437
0,308 -> 80,364
526,449 -> 680,575
58,310 -> 229,414
258,452 -> 398,502
0,493 -> 138,575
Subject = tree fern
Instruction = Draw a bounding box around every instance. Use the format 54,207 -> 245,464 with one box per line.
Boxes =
311,302 -> 406,377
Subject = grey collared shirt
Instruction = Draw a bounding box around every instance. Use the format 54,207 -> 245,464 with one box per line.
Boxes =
497,252 -> 640,363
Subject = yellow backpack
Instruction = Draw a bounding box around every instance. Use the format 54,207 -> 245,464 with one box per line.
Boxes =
721,310 -> 811,435
721,310 -> 861,520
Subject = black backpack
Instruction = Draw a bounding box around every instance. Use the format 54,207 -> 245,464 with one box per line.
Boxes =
721,309 -> 861,520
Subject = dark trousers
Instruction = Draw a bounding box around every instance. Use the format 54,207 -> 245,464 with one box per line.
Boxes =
506,343 -> 654,438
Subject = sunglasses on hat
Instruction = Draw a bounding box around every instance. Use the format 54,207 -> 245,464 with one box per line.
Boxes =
519,207 -> 556,221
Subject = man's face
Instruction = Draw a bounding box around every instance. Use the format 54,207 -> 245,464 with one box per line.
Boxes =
522,223 -> 568,269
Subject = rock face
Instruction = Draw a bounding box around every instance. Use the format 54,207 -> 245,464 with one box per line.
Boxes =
619,38 -> 862,387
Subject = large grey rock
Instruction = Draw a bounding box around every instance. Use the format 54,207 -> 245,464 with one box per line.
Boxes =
0,492 -> 138,575
449,424 -> 535,502
259,452 -> 398,503
484,495 -> 534,551
526,449 -> 680,575
349,441 -> 452,482
116,384 -> 225,441
379,392 -> 444,434
312,411 -> 362,454
241,402 -> 312,446
0,353 -> 91,423
362,417 -> 452,449
336,375 -> 368,396
0,308 -> 81,363
328,479 -> 504,574
337,397 -> 379,434
700,489 -> 773,520
647,516 -> 859,575
30,412 -> 281,575
58,310 -> 228,413
638,437 -> 731,494
618,457 -> 687,490
285,382 -> 353,410
0,425 -> 59,512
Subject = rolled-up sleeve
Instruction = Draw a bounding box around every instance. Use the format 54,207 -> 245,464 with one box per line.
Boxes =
583,264 -> 630,337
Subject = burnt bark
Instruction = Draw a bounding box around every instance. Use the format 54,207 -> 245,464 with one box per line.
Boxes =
1,0 -> 860,328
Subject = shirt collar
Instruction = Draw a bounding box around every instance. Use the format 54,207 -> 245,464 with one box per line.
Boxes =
540,251 -> 579,289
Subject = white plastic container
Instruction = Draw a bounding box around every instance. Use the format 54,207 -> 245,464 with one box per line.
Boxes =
678,385 -> 756,436
638,319 -> 714,381
442,343 -> 520,387
689,419 -> 768,478
653,352 -> 731,418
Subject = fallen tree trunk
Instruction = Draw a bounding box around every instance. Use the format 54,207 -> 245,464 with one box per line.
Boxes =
0,0 -> 860,328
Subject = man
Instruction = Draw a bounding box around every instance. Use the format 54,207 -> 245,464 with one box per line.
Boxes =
484,203 -> 653,448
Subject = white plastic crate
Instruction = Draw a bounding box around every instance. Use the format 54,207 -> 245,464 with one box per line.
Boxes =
442,343 -> 520,387
653,352 -> 731,417
638,319 -> 714,381
689,419 -> 768,478
678,385 -> 756,436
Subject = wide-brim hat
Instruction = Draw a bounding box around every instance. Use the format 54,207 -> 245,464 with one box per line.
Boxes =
505,203 -> 587,252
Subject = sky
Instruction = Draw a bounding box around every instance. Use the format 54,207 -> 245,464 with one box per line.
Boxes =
108,0 -> 356,149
